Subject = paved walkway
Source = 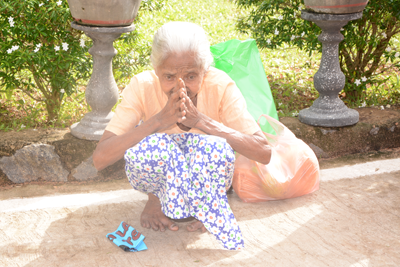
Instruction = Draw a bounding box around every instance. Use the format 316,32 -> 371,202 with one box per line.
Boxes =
1,158 -> 400,267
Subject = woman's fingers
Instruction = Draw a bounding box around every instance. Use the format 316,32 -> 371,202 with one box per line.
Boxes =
178,78 -> 186,91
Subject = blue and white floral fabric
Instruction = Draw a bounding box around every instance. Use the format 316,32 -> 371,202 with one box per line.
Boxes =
124,133 -> 244,250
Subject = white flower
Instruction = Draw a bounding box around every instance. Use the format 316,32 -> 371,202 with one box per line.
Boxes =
168,188 -> 179,199
7,48 -> 12,54
293,89 -> 298,94
278,102 -> 282,107
257,19 -> 261,24
54,45 -> 60,51
301,32 -> 305,37
21,124 -> 26,128
380,106 -> 384,110
274,29 -> 279,35
292,111 -> 299,117
298,6 -> 302,10
290,35 -> 296,41
340,28 -> 344,31
386,104 -> 391,109
34,43 -> 42,53
216,216 -> 225,227
361,76 -> 367,82
354,79 -> 361,86
56,0 -> 62,6
206,213 -> 216,224
196,211 -> 205,220
60,89 -> 65,93
395,52 -> 400,58
382,32 -> 387,38
8,17 -> 15,27
277,15 -> 283,20
299,79 -> 304,84
361,101 -> 366,107
267,39 -> 271,44
62,42 -> 68,51
11,45 -> 19,51
80,39 -> 85,47
39,3 -> 44,6
386,47 -> 392,52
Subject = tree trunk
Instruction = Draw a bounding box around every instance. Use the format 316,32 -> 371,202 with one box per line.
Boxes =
45,95 -> 62,123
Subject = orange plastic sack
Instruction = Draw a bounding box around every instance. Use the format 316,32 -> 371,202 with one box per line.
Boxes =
232,115 -> 320,202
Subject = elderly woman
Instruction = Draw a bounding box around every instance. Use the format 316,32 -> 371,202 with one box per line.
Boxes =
93,22 -> 271,250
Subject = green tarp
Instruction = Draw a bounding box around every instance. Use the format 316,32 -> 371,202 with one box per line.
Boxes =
211,39 -> 278,135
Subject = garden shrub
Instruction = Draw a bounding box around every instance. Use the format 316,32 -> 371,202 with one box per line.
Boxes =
0,0 -> 91,122
236,0 -> 400,104
0,0 -> 166,123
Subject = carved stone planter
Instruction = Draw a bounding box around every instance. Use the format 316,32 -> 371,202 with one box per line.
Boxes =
304,0 -> 369,14
67,0 -> 142,26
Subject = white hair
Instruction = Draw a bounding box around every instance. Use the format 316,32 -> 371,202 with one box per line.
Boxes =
151,21 -> 214,71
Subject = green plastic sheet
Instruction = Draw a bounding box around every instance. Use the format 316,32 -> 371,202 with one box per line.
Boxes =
211,39 -> 278,135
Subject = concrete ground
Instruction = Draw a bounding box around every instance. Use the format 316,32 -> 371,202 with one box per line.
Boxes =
1,153 -> 400,267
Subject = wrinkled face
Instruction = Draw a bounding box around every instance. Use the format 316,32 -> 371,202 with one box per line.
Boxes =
155,51 -> 205,99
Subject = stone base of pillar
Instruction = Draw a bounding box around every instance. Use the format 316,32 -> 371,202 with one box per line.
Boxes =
299,11 -> 362,127
299,106 -> 359,127
71,111 -> 114,140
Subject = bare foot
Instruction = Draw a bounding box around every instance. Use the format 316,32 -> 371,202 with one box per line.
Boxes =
187,219 -> 207,233
141,193 -> 179,232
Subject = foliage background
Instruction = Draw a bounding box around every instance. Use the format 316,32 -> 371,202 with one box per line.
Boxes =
0,0 -> 399,132
235,0 -> 400,105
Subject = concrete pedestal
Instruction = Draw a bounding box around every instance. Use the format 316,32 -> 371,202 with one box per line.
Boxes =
70,22 -> 135,140
299,11 -> 362,127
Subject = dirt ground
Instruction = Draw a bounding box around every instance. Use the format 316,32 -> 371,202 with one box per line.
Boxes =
1,167 -> 399,267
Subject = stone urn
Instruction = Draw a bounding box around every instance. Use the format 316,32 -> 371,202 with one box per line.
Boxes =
67,0 -> 142,26
304,0 -> 369,14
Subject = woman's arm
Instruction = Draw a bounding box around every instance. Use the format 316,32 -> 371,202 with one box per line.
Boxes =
93,118 -> 160,171
93,86 -> 187,171
195,116 -> 271,165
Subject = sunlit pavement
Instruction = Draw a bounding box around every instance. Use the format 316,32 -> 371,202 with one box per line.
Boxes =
1,157 -> 399,267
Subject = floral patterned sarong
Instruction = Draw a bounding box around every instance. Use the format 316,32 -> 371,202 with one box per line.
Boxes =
124,133 -> 244,250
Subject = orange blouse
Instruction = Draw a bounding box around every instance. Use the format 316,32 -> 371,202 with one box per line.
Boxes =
105,67 -> 260,136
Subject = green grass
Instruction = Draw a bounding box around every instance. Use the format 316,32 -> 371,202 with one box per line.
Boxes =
1,0 -> 399,131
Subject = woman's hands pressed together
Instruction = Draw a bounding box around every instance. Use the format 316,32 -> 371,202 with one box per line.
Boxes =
155,80 -> 188,131
177,78 -> 203,129
157,78 -> 204,132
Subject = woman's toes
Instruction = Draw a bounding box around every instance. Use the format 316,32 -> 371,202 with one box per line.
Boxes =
160,216 -> 179,231
187,221 -> 204,232
141,220 -> 150,229
168,222 -> 179,231
150,222 -> 159,231
157,221 -> 167,232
